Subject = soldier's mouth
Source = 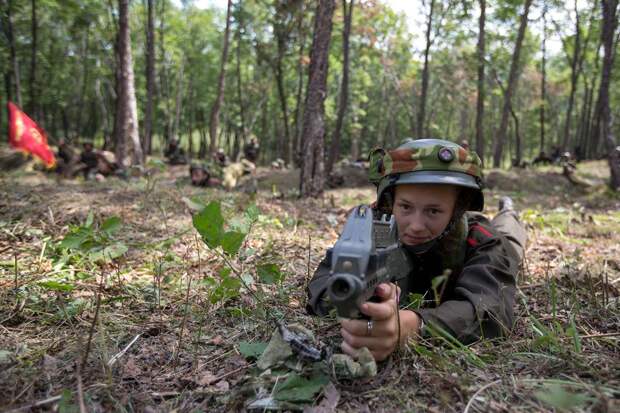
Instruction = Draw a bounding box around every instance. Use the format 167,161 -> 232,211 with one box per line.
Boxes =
401,235 -> 430,245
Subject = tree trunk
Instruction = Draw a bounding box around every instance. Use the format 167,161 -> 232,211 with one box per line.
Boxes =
598,0 -> 620,189
492,0 -> 532,167
273,5 -> 292,164
208,0 -> 233,155
115,0 -> 143,167
293,7 -> 307,167
172,58 -> 185,141
327,0 -> 354,174
235,2 -> 247,147
474,0 -> 486,160
299,0 -> 335,198
416,0 -> 435,137
539,6 -> 547,154
560,0 -> 581,152
28,0 -> 37,117
6,0 -> 22,108
143,0 -> 156,155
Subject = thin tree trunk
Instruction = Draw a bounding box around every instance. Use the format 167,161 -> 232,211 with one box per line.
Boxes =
598,0 -> 620,188
28,0 -> 37,117
209,0 -> 233,155
416,0 -> 435,137
235,2 -> 247,146
492,0 -> 532,167
274,6 -> 292,163
327,0 -> 354,174
293,7 -> 307,166
172,58 -> 185,141
115,0 -> 143,167
299,0 -> 335,197
143,0 -> 156,155
539,6 -> 547,153
475,0 -> 486,160
6,0 -> 21,107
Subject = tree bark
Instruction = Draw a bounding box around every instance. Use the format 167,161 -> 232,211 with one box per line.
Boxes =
299,0 -> 335,198
539,6 -> 547,154
474,0 -> 486,160
143,0 -> 156,155
208,0 -> 233,155
28,0 -> 37,117
235,1 -> 247,147
598,0 -> 620,189
293,6 -> 307,167
416,0 -> 435,137
273,3 -> 292,163
492,0 -> 532,167
327,0 -> 354,174
172,58 -> 185,142
115,0 -> 143,167
6,0 -> 22,107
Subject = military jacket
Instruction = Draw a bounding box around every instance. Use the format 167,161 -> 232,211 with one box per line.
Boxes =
306,213 -> 519,344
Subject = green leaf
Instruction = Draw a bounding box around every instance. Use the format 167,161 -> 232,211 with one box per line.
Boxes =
273,373 -> 329,402
245,204 -> 260,222
59,227 -> 92,250
89,243 -> 128,262
534,384 -> 592,411
257,263 -> 283,284
238,341 -> 268,359
58,389 -> 78,413
192,201 -> 224,248
39,281 -> 75,292
181,196 -> 206,212
100,216 -> 122,235
85,211 -> 94,228
220,231 -> 246,255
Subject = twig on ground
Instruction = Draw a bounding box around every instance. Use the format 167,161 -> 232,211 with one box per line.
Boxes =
5,395 -> 62,413
463,379 -> 502,413
107,333 -> 142,367
81,271 -> 105,370
76,371 -> 86,413
580,332 -> 620,339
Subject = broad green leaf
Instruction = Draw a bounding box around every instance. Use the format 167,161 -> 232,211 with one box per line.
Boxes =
182,196 -> 206,212
257,263 -> 283,284
238,341 -> 268,359
89,243 -> 128,262
39,281 -> 75,292
100,216 -> 122,235
85,211 -> 94,228
245,204 -> 260,222
534,384 -> 592,411
192,201 -> 224,248
59,227 -> 92,250
220,231 -> 246,255
273,373 -> 329,402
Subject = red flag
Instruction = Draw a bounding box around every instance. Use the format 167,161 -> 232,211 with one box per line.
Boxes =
7,101 -> 56,168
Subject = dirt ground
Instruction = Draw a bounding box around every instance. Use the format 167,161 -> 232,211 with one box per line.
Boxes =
0,160 -> 618,412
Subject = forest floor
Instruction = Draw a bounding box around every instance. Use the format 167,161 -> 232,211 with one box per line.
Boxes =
0,159 -> 619,412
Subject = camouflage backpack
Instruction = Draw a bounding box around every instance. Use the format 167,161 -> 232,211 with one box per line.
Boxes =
368,138 -> 484,211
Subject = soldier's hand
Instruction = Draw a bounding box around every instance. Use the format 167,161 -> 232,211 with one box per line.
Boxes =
339,282 -> 421,361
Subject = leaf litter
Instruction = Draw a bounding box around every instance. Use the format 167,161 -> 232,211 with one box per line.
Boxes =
0,162 -> 618,412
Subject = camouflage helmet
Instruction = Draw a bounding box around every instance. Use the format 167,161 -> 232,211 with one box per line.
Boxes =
369,138 -> 484,211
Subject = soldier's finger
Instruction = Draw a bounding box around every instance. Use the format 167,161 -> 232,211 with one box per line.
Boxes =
374,283 -> 396,300
341,328 -> 391,351
340,318 -> 371,336
360,300 -> 396,321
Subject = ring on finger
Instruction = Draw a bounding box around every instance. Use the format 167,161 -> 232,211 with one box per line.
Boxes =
367,320 -> 373,336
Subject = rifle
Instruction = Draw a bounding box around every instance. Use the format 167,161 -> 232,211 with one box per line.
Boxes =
326,205 -> 412,319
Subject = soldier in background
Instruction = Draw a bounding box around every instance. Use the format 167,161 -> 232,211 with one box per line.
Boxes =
190,162 -> 222,187
213,148 -> 229,168
79,142 -> 99,179
243,137 -> 260,164
164,139 -> 187,165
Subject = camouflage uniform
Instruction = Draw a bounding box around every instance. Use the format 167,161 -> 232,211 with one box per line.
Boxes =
307,139 -> 527,344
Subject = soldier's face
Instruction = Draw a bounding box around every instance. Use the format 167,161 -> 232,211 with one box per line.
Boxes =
393,184 -> 458,246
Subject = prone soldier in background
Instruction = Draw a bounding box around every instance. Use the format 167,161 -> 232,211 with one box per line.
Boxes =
307,139 -> 527,361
